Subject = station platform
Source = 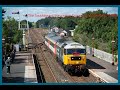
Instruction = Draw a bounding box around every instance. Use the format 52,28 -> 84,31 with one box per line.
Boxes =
2,51 -> 38,83
2,51 -> 118,83
87,54 -> 118,83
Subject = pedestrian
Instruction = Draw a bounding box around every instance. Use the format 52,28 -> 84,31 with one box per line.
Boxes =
5,57 -> 11,74
10,51 -> 15,63
13,47 -> 16,53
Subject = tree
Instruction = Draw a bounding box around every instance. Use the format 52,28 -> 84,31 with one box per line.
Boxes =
73,10 -> 118,54
2,16 -> 22,44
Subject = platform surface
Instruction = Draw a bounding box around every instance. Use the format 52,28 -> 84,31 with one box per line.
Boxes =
87,54 -> 118,83
2,51 -> 37,83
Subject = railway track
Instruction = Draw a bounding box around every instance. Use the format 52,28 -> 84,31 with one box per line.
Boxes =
27,28 -> 102,83
30,29 -> 58,82
33,29 -> 81,83
30,29 -> 73,82
33,54 -> 46,83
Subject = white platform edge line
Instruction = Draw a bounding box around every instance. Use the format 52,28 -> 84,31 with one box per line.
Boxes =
24,54 -> 38,83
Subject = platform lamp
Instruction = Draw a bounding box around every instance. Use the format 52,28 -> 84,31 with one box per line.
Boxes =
111,40 -> 115,65
92,29 -> 95,57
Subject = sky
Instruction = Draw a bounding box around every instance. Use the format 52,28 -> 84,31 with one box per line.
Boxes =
2,7 -> 118,22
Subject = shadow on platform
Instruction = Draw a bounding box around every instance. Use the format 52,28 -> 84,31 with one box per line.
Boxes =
12,58 -> 27,64
86,59 -> 106,69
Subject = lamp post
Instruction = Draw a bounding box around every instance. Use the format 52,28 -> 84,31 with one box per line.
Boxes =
2,38 -> 6,68
111,40 -> 115,65
2,38 -> 6,55
2,38 -> 5,44
92,37 -> 95,57
18,12 -> 20,30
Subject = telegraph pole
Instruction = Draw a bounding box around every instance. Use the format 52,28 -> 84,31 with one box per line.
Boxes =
111,30 -> 115,66
25,14 -> 29,38
111,39 -> 115,65
18,13 -> 20,30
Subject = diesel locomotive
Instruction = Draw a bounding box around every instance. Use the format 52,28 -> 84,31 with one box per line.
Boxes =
45,32 -> 89,76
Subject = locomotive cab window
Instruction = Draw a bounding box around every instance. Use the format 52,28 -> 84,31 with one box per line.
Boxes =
64,49 -> 67,55
66,49 -> 86,55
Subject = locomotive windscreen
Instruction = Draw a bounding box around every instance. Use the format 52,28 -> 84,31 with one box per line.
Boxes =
66,49 -> 86,55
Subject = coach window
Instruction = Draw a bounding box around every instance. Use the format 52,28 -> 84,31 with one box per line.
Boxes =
50,42 -> 54,48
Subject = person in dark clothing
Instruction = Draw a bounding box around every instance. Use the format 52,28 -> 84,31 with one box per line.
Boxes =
2,55 -> 5,69
2,59 -> 5,69
10,51 -> 15,63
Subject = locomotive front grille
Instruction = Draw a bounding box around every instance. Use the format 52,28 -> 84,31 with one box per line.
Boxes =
71,57 -> 81,60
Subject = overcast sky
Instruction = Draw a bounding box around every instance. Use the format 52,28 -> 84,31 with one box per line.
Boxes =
2,7 -> 118,22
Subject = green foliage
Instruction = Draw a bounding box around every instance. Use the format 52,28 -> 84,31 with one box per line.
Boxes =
73,10 -> 118,54
20,20 -> 33,28
2,16 -> 23,44
5,43 -> 11,53
36,16 -> 77,30
35,9 -> 118,54
12,30 -> 23,44
114,55 -> 118,62
5,43 -> 13,55
72,34 -> 79,42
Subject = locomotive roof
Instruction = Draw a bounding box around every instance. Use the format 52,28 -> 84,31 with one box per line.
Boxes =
64,41 -> 85,49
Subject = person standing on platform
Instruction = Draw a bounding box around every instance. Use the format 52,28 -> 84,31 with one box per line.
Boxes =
5,56 -> 11,74
10,51 -> 15,63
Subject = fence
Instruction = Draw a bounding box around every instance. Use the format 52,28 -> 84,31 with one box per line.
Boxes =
86,45 -> 118,64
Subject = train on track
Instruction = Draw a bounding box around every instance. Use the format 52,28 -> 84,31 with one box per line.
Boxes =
45,32 -> 89,76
